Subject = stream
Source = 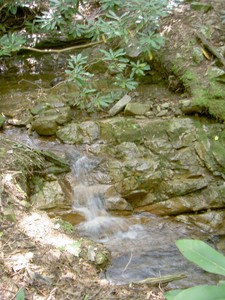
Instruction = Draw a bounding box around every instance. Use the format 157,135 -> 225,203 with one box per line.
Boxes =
1,126 -> 222,289
0,53 -> 223,289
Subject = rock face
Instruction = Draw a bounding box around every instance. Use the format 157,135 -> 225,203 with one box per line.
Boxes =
5,110 -> 225,234
92,116 -> 225,233
56,121 -> 100,144
37,114 -> 225,235
26,112 -> 225,233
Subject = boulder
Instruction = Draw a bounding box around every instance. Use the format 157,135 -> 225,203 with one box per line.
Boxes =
124,102 -> 151,116
56,121 -> 100,144
108,94 -> 131,116
32,106 -> 72,136
31,180 -> 70,210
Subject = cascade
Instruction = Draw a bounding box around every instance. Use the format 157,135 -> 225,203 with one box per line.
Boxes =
71,154 -> 128,240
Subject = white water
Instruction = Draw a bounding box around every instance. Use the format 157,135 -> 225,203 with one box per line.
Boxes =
72,155 -> 129,240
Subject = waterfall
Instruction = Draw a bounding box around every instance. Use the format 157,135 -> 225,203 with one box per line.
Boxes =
71,155 -> 127,240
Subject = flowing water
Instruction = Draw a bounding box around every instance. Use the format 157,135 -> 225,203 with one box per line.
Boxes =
71,155 -> 128,239
69,154 -> 222,288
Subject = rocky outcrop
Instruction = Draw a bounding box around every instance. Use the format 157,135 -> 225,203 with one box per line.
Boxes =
94,116 -> 225,233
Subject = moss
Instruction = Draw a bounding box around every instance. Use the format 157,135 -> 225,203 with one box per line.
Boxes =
192,81 -> 225,121
181,70 -> 199,90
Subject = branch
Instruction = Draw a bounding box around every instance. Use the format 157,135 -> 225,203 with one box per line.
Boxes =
196,31 -> 225,69
20,40 -> 103,54
130,273 -> 187,287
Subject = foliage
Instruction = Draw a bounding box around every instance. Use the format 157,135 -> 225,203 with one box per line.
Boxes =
0,32 -> 26,56
55,219 -> 74,234
65,50 -> 142,110
99,0 -> 123,11
0,0 -> 168,56
16,288 -> 25,300
0,0 -> 169,111
65,54 -> 93,87
165,239 -> 225,300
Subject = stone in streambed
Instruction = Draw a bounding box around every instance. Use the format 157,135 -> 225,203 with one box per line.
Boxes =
32,106 -> 72,136
108,94 -> 131,116
124,102 -> 151,116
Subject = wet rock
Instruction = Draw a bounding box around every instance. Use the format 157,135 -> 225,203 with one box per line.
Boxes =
179,99 -> 203,114
124,103 -> 151,116
96,117 -> 225,229
108,94 -> 131,116
79,121 -> 100,144
56,123 -> 83,144
137,181 -> 225,216
32,106 -> 72,136
56,121 -> 100,144
100,117 -> 142,144
32,115 -> 59,135
105,196 -> 133,212
175,210 -> 225,234
31,180 -> 71,210
108,144 -> 161,197
30,103 -> 51,115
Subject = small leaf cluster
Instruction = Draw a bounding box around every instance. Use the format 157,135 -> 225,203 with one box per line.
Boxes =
65,53 -> 122,112
65,54 -> 93,87
99,0 -> 123,11
65,49 -> 150,111
166,239 -> 225,300
0,32 -> 26,56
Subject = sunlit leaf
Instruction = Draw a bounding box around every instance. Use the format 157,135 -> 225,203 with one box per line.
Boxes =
16,288 -> 25,300
176,239 -> 225,276
166,285 -> 225,300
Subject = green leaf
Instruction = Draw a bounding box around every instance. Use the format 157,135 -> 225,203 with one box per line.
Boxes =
176,239 -> 225,276
165,289 -> 183,300
166,285 -> 225,300
16,288 -> 25,300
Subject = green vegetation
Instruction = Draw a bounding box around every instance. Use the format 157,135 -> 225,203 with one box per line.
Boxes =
55,219 -> 74,234
193,83 -> 225,121
16,288 -> 25,300
165,239 -> 225,300
0,0 -> 168,111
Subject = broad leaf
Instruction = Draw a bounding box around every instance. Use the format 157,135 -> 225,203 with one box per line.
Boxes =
167,285 -> 225,300
165,289 -> 183,300
176,239 -> 225,276
16,288 -> 25,300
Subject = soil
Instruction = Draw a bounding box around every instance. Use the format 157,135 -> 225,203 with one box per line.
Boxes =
1,0 -> 225,299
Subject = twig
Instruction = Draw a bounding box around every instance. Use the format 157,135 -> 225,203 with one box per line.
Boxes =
18,79 -> 42,88
122,251 -> 133,273
130,273 -> 187,287
0,224 -> 15,231
196,31 -> 225,69
20,40 -> 103,54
